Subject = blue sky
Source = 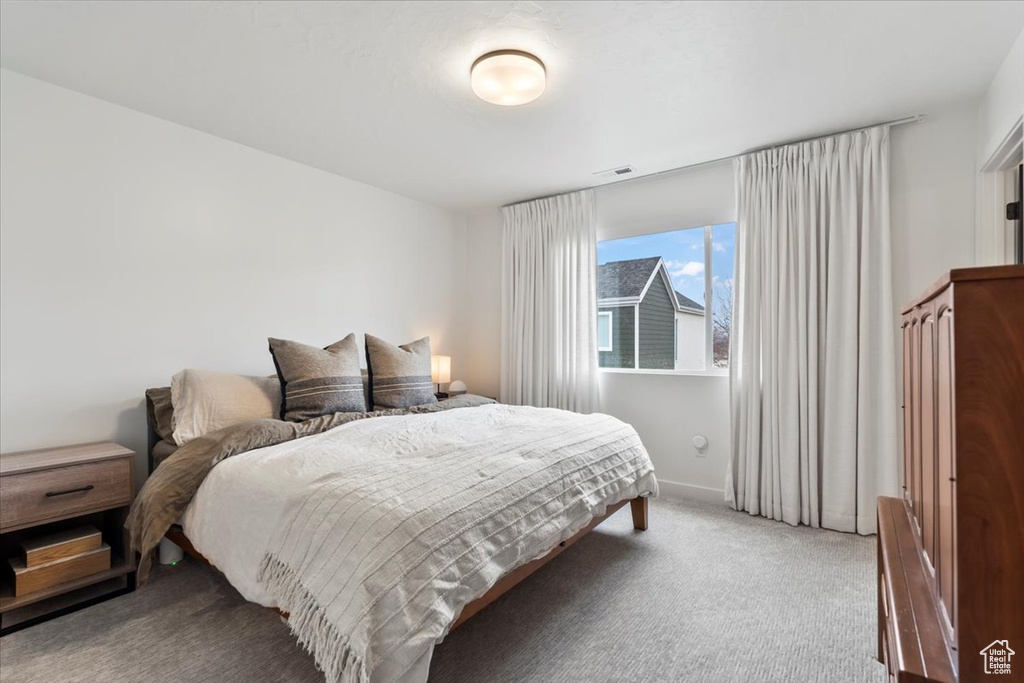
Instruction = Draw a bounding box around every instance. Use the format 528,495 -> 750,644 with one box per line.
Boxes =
598,222 -> 736,306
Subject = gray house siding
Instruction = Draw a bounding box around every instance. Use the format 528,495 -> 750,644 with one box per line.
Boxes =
598,304 -> 634,368
638,276 -> 675,369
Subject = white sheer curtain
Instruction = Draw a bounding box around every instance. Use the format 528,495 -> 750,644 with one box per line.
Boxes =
726,126 -> 898,535
500,190 -> 599,412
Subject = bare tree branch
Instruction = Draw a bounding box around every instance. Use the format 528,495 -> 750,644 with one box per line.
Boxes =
712,279 -> 732,367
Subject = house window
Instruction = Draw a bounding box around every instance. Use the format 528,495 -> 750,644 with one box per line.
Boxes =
597,311 -> 613,351
597,222 -> 735,371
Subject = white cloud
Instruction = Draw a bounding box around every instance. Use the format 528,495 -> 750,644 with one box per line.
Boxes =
666,260 -> 705,278
713,241 -> 726,252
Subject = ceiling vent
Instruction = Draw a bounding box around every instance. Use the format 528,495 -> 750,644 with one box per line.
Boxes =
594,165 -> 635,177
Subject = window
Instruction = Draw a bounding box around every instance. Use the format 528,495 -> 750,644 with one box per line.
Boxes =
597,222 -> 735,371
597,311 -> 613,351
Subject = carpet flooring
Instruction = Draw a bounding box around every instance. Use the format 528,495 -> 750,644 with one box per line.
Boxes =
0,498 -> 886,683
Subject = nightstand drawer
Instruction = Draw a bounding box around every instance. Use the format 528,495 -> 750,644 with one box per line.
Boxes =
0,459 -> 131,532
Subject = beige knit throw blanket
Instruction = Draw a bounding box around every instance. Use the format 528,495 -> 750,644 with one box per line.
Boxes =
256,404 -> 658,683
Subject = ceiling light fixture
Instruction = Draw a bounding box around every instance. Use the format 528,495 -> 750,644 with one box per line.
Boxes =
471,50 -> 546,106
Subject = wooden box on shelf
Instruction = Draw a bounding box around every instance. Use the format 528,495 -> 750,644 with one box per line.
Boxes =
10,544 -> 111,597
0,442 -> 137,634
9,525 -> 110,597
20,525 -> 102,567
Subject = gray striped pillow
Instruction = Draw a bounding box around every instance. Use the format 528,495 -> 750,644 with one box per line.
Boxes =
365,334 -> 438,410
269,334 -> 366,421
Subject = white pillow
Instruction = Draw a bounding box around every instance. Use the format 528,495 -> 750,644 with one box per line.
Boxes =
170,369 -> 281,445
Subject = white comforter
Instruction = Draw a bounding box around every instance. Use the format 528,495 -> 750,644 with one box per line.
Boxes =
182,403 -> 657,683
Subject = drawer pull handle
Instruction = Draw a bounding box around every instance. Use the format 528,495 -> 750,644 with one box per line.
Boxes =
45,484 -> 94,498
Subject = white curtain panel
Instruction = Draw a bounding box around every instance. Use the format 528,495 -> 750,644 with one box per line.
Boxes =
726,126 -> 898,535
500,190 -> 599,412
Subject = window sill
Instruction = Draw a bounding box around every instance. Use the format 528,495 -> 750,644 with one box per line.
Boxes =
599,367 -> 728,377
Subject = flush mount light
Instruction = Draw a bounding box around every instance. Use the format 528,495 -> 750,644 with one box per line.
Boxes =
471,50 -> 546,106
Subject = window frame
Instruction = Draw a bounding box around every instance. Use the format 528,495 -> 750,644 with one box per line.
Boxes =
674,317 -> 679,363
703,224 -> 714,370
597,311 -> 614,352
596,223 -> 732,375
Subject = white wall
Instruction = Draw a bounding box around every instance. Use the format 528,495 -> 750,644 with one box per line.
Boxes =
977,30 -> 1023,167
595,162 -> 735,240
890,103 -> 979,311
975,30 -> 1023,265
460,208 -> 503,400
889,103 -> 980,486
598,372 -> 730,499
0,69 -> 466,480
462,106 -> 982,501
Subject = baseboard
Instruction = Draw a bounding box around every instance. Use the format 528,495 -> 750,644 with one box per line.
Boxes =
656,479 -> 726,504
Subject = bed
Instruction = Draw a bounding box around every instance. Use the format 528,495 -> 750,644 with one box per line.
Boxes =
131,391 -> 657,683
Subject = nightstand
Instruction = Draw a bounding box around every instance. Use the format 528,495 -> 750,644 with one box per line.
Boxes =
0,442 -> 137,635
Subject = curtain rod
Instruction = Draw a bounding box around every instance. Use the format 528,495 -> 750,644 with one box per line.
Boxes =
501,114 -> 923,208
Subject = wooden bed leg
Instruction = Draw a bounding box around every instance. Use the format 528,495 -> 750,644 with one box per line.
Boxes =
630,496 -> 648,531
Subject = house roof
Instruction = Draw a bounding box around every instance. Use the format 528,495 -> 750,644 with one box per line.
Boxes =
596,257 -> 706,313
675,290 -> 705,312
597,257 -> 662,300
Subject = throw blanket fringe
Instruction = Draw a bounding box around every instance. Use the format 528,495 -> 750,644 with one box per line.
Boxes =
259,556 -> 369,683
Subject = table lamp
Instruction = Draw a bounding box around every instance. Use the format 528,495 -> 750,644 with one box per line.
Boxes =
431,355 -> 451,399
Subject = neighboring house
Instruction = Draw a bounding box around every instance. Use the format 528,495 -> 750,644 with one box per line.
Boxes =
673,289 -> 706,371
597,257 -> 705,370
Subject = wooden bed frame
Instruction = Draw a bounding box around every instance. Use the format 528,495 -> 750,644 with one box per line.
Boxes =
163,495 -> 648,629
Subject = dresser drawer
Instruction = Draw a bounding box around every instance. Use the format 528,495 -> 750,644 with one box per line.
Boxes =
0,458 -> 131,532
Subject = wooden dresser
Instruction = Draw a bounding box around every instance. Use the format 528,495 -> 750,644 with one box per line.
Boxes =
878,265 -> 1024,682
0,442 -> 137,634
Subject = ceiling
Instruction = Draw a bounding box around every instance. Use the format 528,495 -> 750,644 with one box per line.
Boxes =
1,1 -> 1021,210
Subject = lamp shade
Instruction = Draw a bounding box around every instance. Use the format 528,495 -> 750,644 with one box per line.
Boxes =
431,355 -> 451,385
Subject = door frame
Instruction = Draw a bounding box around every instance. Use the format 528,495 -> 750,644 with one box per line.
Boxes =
975,116 -> 1023,265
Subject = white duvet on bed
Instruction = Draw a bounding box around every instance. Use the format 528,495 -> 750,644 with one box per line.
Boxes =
181,403 -> 657,683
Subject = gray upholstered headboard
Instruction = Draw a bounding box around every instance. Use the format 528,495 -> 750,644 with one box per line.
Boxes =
144,387 -> 175,475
